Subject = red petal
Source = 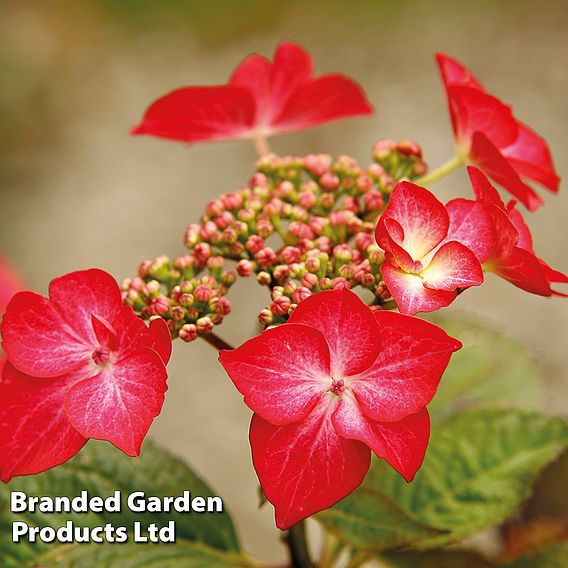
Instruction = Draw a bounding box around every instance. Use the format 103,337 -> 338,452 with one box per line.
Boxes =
506,204 -> 534,252
49,269 -> 123,344
131,85 -> 255,143
381,263 -> 457,316
288,289 -> 381,378
378,218 -> 417,271
250,398 -> 371,530
147,317 -> 172,364
470,132 -> 544,211
377,182 -> 449,260
445,198 -> 496,263
350,311 -> 461,422
448,86 -> 518,149
435,53 -> 485,91
1,291 -> 89,377
65,348 -> 168,456
0,363 -> 87,482
501,122 -> 560,192
467,165 -> 506,209
332,398 -> 430,482
231,41 -> 313,126
422,241 -> 484,291
272,74 -> 373,134
219,323 -> 329,425
490,246 -> 552,296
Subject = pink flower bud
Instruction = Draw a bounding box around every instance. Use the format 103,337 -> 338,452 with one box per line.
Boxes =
367,245 -> 385,265
301,272 -> 318,289
397,139 -> 422,157
363,191 -> 384,212
376,280 -> 391,300
221,192 -> 243,210
330,210 -> 353,226
173,254 -> 194,270
246,235 -> 265,254
143,280 -> 161,297
332,277 -> 351,290
271,296 -> 291,316
277,180 -> 294,198
273,265 -> 290,282
343,196 -> 360,214
238,208 -> 255,222
210,296 -> 231,315
179,324 -> 198,342
373,139 -> 397,161
207,256 -> 225,271
292,287 -> 311,303
237,259 -> 255,277
333,244 -> 354,263
230,242 -> 245,255
314,236 -> 331,254
206,199 -> 224,217
249,172 -> 269,188
200,221 -> 220,241
319,277 -> 332,290
222,227 -> 239,244
210,313 -> 224,325
356,174 -> 373,193
361,273 -> 376,287
215,211 -> 234,230
305,256 -> 321,273
194,242 -> 212,263
338,264 -> 355,279
138,260 -> 153,279
310,216 -> 328,235
299,192 -> 317,209
283,281 -> 298,296
320,172 -> 340,190
288,263 -> 305,278
258,308 -> 274,325
288,303 -> 297,316
271,286 -> 285,299
257,219 -> 274,238
196,316 -> 214,334
355,232 -> 374,252
170,306 -> 186,321
184,224 -> 201,247
264,198 -> 284,217
256,247 -> 277,268
319,193 -> 335,209
257,271 -> 272,286
288,221 -> 314,240
194,285 -> 213,303
222,270 -> 237,285
281,246 -> 302,265
150,296 -> 170,316
179,293 -> 195,307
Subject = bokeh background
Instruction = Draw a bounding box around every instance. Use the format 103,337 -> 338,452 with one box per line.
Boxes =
0,0 -> 566,562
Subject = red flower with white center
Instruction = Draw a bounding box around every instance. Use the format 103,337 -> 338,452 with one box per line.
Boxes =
219,289 -> 461,529
436,53 -> 560,211
131,41 -> 373,150
0,269 -> 172,482
0,254 -> 23,374
459,166 -> 568,296
375,181 -> 484,316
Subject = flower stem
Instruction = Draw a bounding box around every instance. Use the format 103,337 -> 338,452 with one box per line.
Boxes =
253,134 -> 271,157
201,332 -> 235,351
414,154 -> 462,186
285,521 -> 314,568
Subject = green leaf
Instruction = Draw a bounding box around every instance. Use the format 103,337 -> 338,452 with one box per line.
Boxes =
426,315 -> 543,420
368,409 -> 568,549
31,540 -> 249,568
500,545 -> 568,568
383,549 -> 494,568
0,440 -> 241,567
316,486 -> 443,551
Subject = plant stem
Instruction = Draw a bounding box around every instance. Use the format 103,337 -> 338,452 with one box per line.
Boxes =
253,134 -> 271,157
201,332 -> 235,351
414,154 -> 462,186
285,521 -> 314,568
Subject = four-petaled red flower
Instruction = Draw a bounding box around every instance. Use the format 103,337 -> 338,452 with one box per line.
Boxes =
0,269 -> 172,482
457,166 -> 567,296
219,289 -> 461,529
375,181 -> 484,316
131,41 -> 373,147
436,53 -> 560,211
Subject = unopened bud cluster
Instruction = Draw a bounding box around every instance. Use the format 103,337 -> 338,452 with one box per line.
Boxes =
124,141 -> 426,337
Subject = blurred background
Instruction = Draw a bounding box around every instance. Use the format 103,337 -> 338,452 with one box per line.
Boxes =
0,0 -> 566,562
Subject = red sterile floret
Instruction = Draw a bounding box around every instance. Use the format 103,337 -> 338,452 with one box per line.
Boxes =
219,289 -> 461,529
132,41 -> 373,145
436,53 -> 560,211
375,181 -> 484,315
0,269 -> 171,482
462,166 -> 567,296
